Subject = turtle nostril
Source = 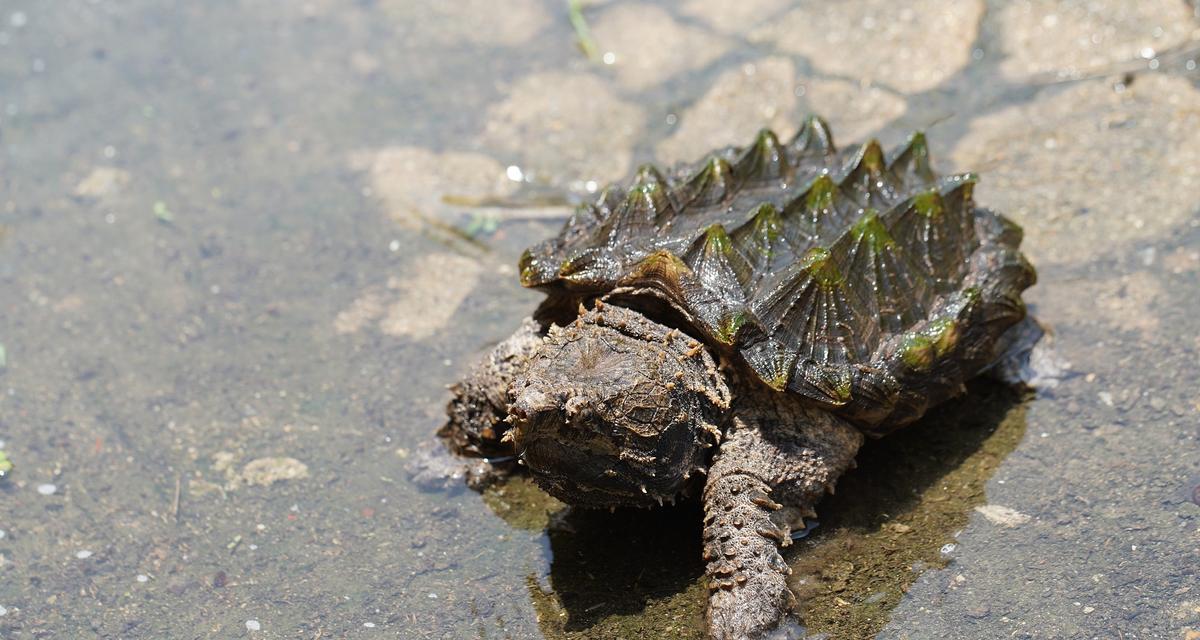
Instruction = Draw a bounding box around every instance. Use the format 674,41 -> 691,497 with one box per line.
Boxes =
511,387 -> 556,424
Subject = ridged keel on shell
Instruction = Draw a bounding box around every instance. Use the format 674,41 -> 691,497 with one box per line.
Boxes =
517,117 -> 1035,429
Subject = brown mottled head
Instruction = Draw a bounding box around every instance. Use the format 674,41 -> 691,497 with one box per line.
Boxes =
508,302 -> 731,507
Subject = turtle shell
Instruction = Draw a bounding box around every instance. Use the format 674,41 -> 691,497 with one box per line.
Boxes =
518,117 -> 1035,434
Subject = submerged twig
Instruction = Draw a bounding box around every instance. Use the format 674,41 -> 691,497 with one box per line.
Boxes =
567,0 -> 600,62
171,472 -> 182,523
441,193 -> 572,209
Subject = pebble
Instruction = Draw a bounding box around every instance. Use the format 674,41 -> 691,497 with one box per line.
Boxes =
75,550 -> 93,559
36,483 -> 57,495
240,457 -> 309,487
136,574 -> 148,583
0,604 -> 7,616
73,166 -> 131,199
974,504 -> 1032,528
967,604 -> 991,619
245,619 -> 261,631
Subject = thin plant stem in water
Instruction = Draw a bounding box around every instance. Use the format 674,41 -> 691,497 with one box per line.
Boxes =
568,0 -> 599,62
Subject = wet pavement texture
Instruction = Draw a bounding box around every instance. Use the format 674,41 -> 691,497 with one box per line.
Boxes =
0,1 -> 1198,639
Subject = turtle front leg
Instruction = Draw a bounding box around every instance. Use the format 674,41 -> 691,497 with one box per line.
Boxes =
703,387 -> 863,640
435,317 -> 546,489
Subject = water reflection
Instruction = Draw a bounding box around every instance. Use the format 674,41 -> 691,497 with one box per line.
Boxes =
530,503 -> 707,638
480,379 -> 1028,639
790,380 -> 1028,638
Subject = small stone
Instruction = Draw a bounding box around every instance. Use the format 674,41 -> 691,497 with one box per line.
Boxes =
0,604 -> 7,616
1082,605 -> 1095,614
240,457 -> 309,487
75,550 -> 93,559
36,483 -> 57,496
73,167 -> 131,199
967,604 -> 991,619
245,620 -> 261,631
136,574 -> 149,583
975,504 -> 1031,528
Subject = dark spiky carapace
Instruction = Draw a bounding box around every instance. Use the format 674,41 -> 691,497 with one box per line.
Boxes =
517,116 -> 1034,435
438,116 -> 1040,640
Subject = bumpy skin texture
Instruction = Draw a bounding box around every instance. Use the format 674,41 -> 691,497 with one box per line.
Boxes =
703,381 -> 862,640
437,119 -> 1039,640
439,317 -> 545,488
509,302 -> 731,507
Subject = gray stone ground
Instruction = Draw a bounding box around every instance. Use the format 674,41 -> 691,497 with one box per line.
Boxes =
0,1 -> 1197,638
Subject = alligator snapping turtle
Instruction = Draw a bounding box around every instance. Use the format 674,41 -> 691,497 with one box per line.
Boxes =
438,117 -> 1043,639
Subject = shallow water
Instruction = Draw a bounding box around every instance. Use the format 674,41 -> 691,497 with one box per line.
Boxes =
1,2 -> 1198,639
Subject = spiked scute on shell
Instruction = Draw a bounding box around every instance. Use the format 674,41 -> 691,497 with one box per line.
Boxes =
517,117 -> 1035,434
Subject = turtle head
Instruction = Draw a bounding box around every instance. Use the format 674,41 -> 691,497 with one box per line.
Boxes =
508,302 -> 731,507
